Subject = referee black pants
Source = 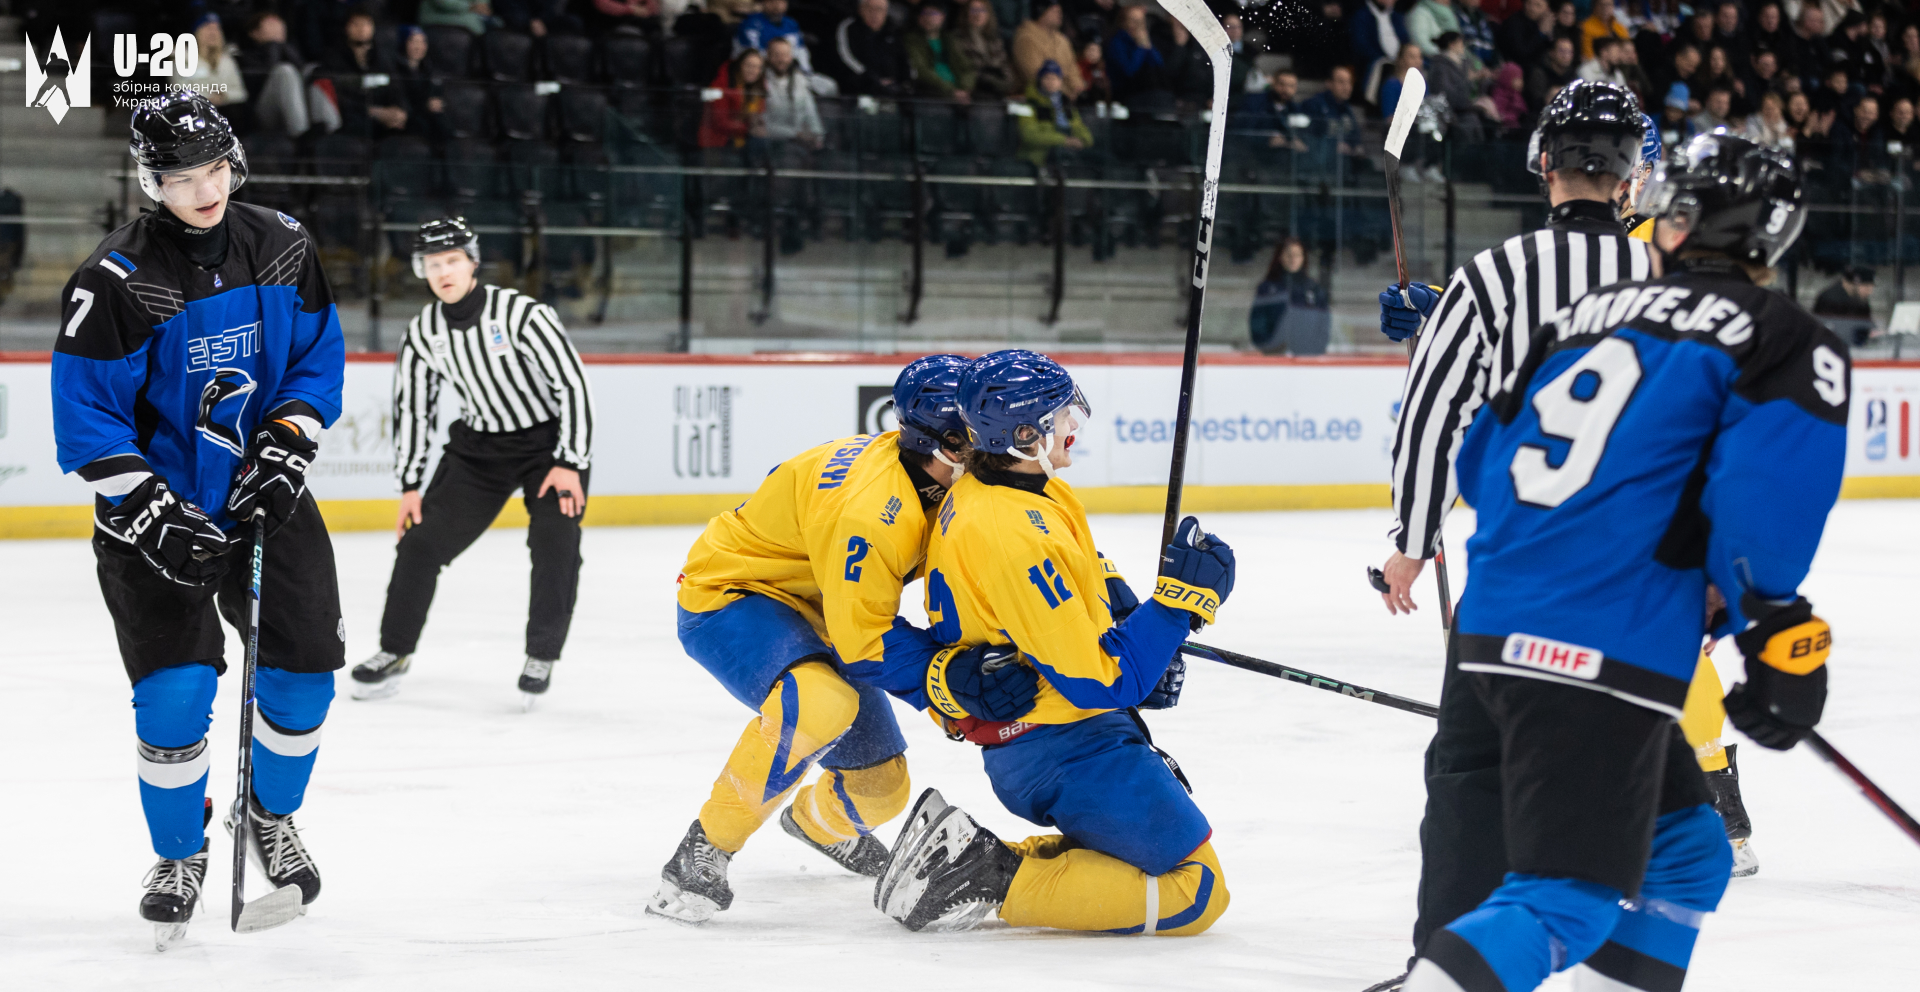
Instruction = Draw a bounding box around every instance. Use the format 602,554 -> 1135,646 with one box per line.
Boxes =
379,420 -> 587,661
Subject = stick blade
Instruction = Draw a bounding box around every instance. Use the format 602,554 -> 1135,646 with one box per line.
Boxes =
1157,0 -> 1231,53
1383,68 -> 1427,159
233,884 -> 304,933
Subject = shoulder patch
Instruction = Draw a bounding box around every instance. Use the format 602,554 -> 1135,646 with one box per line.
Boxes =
99,251 -> 138,279
276,211 -> 301,230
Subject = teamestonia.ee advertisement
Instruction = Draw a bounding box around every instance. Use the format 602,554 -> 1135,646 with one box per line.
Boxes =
23,26 -> 229,124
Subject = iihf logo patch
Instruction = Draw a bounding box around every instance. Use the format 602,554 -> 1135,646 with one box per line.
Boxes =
277,212 -> 301,230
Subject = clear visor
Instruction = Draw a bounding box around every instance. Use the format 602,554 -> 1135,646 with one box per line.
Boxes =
1622,161 -> 1657,216
1635,167 -> 1683,221
144,158 -> 233,208
1025,386 -> 1092,450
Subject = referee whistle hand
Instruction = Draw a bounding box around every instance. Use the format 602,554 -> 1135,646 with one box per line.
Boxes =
538,466 -> 586,518
1379,550 -> 1425,616
396,490 -> 423,541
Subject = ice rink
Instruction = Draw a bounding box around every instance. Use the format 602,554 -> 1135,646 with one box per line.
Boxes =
4,503 -> 1916,991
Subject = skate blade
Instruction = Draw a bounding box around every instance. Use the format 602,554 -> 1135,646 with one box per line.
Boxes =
153,921 -> 189,952
233,884 -> 305,933
919,899 -> 999,933
521,691 -> 540,712
874,788 -> 948,912
881,806 -> 976,927
644,880 -> 719,925
1731,839 -> 1760,878
351,677 -> 403,701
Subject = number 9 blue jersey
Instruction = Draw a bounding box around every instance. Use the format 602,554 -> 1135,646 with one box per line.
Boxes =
1452,266 -> 1849,715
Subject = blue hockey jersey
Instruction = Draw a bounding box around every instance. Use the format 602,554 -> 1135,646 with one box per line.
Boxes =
51,203 -> 344,530
1452,264 -> 1849,715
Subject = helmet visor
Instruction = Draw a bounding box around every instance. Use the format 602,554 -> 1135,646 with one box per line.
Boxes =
1035,385 -> 1092,450
145,156 -> 236,210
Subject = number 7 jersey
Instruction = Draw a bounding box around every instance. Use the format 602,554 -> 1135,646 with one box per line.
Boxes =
1452,265 -> 1850,715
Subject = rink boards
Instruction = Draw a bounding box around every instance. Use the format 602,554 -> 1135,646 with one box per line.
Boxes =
2,352 -> 1918,538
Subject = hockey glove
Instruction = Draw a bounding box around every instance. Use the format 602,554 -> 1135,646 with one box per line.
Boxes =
1724,594 -> 1830,751
927,643 -> 1040,722
227,416 -> 318,534
1100,552 -> 1140,621
105,475 -> 230,587
1155,516 -> 1235,631
1140,652 -> 1186,710
1379,282 -> 1441,342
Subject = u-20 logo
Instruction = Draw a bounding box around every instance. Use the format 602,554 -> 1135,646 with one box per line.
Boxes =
25,29 -> 92,124
196,368 -> 256,456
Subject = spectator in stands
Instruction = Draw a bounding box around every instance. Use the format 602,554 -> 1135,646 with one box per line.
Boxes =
1166,18 -> 1216,111
907,3 -> 975,102
1454,0 -> 1500,69
1077,39 -> 1114,106
588,0 -> 663,36
833,0 -> 911,97
1108,5 -> 1171,110
1672,7 -> 1716,64
1016,60 -> 1093,168
1743,90 -> 1794,149
1795,93 -> 1838,185
762,37 -> 824,151
1380,42 -> 1425,124
1789,7 -> 1830,92
1712,1 -> 1749,68
1489,60 -> 1529,131
1550,1 -> 1580,48
1223,13 -> 1259,100
185,14 -> 249,112
1235,69 -> 1308,160
418,0 -> 493,37
953,0 -> 1016,98
1427,31 -> 1490,146
1407,0 -> 1461,57
498,0 -> 585,36
1498,0 -> 1554,68
1526,36 -> 1578,113
1862,13 -> 1896,94
1349,0 -> 1409,104
1653,43 -> 1701,109
1656,82 -> 1696,146
709,0 -> 761,26
736,0 -> 810,71
1692,45 -> 1744,112
1692,85 -> 1734,132
698,48 -> 767,157
1812,65 -> 1859,116
237,11 -> 311,139
1832,94 -> 1890,182
1814,267 -> 1876,344
318,6 -> 405,139
1579,36 -> 1629,85
1014,1 -> 1085,98
1292,1 -> 1356,82
1579,0 -> 1630,60
1746,47 -> 1789,103
1749,2 -> 1796,75
296,0 -> 358,65
1884,96 -> 1916,162
1248,238 -> 1329,355
1302,63 -> 1368,174
392,25 -> 448,140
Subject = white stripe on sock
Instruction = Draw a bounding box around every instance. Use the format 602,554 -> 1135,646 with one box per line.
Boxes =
1142,871 -> 1160,936
252,710 -> 322,757
136,744 -> 210,789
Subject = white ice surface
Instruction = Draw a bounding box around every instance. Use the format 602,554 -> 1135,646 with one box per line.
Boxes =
3,505 -> 1916,991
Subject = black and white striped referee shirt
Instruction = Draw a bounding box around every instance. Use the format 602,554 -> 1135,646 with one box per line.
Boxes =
1388,199 -> 1653,558
393,285 -> 595,490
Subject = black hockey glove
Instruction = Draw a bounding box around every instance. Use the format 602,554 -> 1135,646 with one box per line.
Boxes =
927,643 -> 1040,722
227,416 -> 318,534
104,475 -> 230,587
1140,652 -> 1186,710
1155,516 -> 1235,631
1724,594 -> 1830,751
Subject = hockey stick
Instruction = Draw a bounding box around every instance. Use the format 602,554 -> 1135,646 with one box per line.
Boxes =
230,510 -> 303,933
1156,0 -> 1232,551
1805,731 -> 1920,848
1182,642 -> 1439,718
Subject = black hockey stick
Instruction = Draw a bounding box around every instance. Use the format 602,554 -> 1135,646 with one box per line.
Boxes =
230,511 -> 303,932
1182,641 -> 1439,718
1156,0 -> 1231,550
1805,731 -> 1920,848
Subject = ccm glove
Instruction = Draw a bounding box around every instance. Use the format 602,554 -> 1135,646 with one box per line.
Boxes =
1155,515 -> 1235,630
227,416 -> 318,534
1723,594 -> 1830,751
927,643 -> 1040,722
1099,552 -> 1141,621
104,475 -> 230,587
1378,282 -> 1441,342
1140,652 -> 1187,710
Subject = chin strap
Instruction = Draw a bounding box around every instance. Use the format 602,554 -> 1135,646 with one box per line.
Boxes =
933,447 -> 966,478
1007,433 -> 1058,479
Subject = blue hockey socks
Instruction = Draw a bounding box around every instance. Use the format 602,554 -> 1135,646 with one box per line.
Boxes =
1578,804 -> 1732,991
1408,874 -> 1623,992
251,667 -> 334,815
133,664 -> 219,859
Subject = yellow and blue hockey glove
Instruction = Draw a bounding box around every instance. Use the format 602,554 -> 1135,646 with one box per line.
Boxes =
1379,282 -> 1441,342
1155,516 -> 1234,631
1724,594 -> 1830,751
927,643 -> 1040,722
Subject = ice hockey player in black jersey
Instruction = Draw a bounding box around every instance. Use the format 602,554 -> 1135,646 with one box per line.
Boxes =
1402,134 -> 1846,992
51,90 -> 346,951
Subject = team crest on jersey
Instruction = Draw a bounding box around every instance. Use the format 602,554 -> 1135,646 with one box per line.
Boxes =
195,368 -> 257,456
277,212 -> 301,230
1501,633 -> 1603,681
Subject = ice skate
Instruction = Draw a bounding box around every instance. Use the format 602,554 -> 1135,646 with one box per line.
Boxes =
225,793 -> 322,905
350,651 -> 411,700
779,804 -> 890,877
873,787 -> 950,912
140,840 -> 208,952
646,820 -> 734,924
1706,743 -> 1759,877
875,799 -> 1021,932
519,657 -> 553,711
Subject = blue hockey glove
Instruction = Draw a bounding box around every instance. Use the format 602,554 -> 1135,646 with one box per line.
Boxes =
1155,516 -> 1235,630
1379,282 -> 1441,342
104,475 -> 230,587
1140,652 -> 1186,710
927,643 -> 1040,722
227,415 -> 318,535
1099,552 -> 1140,621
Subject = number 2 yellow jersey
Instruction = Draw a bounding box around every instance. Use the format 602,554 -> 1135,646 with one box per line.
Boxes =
678,431 -> 937,668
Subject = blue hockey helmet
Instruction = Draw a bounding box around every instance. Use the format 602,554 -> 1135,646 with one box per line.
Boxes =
957,350 -> 1090,477
892,354 -> 971,463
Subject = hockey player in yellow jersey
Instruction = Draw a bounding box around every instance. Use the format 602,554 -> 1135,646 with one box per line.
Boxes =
873,350 -> 1235,937
647,355 -> 989,923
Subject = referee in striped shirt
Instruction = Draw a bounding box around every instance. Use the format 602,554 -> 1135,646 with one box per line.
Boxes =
352,218 -> 597,706
1364,81 -> 1653,991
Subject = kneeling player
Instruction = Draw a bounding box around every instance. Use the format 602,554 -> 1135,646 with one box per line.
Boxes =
1404,135 -> 1842,992
646,355 -> 974,923
876,350 -> 1234,937
53,92 -> 346,949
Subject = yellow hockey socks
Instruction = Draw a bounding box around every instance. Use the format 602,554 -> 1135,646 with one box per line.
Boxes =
1681,652 -> 1730,773
699,661 -> 860,853
999,837 -> 1228,936
789,755 -> 911,845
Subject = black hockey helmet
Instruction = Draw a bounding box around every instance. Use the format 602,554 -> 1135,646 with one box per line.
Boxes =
1638,132 -> 1806,267
129,90 -> 248,202
410,217 -> 481,278
1526,80 -> 1646,181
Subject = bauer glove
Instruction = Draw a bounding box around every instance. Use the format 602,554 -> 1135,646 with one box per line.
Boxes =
1379,282 -> 1441,342
1099,552 -> 1140,621
227,415 -> 318,535
927,643 -> 1040,722
104,475 -> 230,587
1155,516 -> 1235,631
1724,593 -> 1830,751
